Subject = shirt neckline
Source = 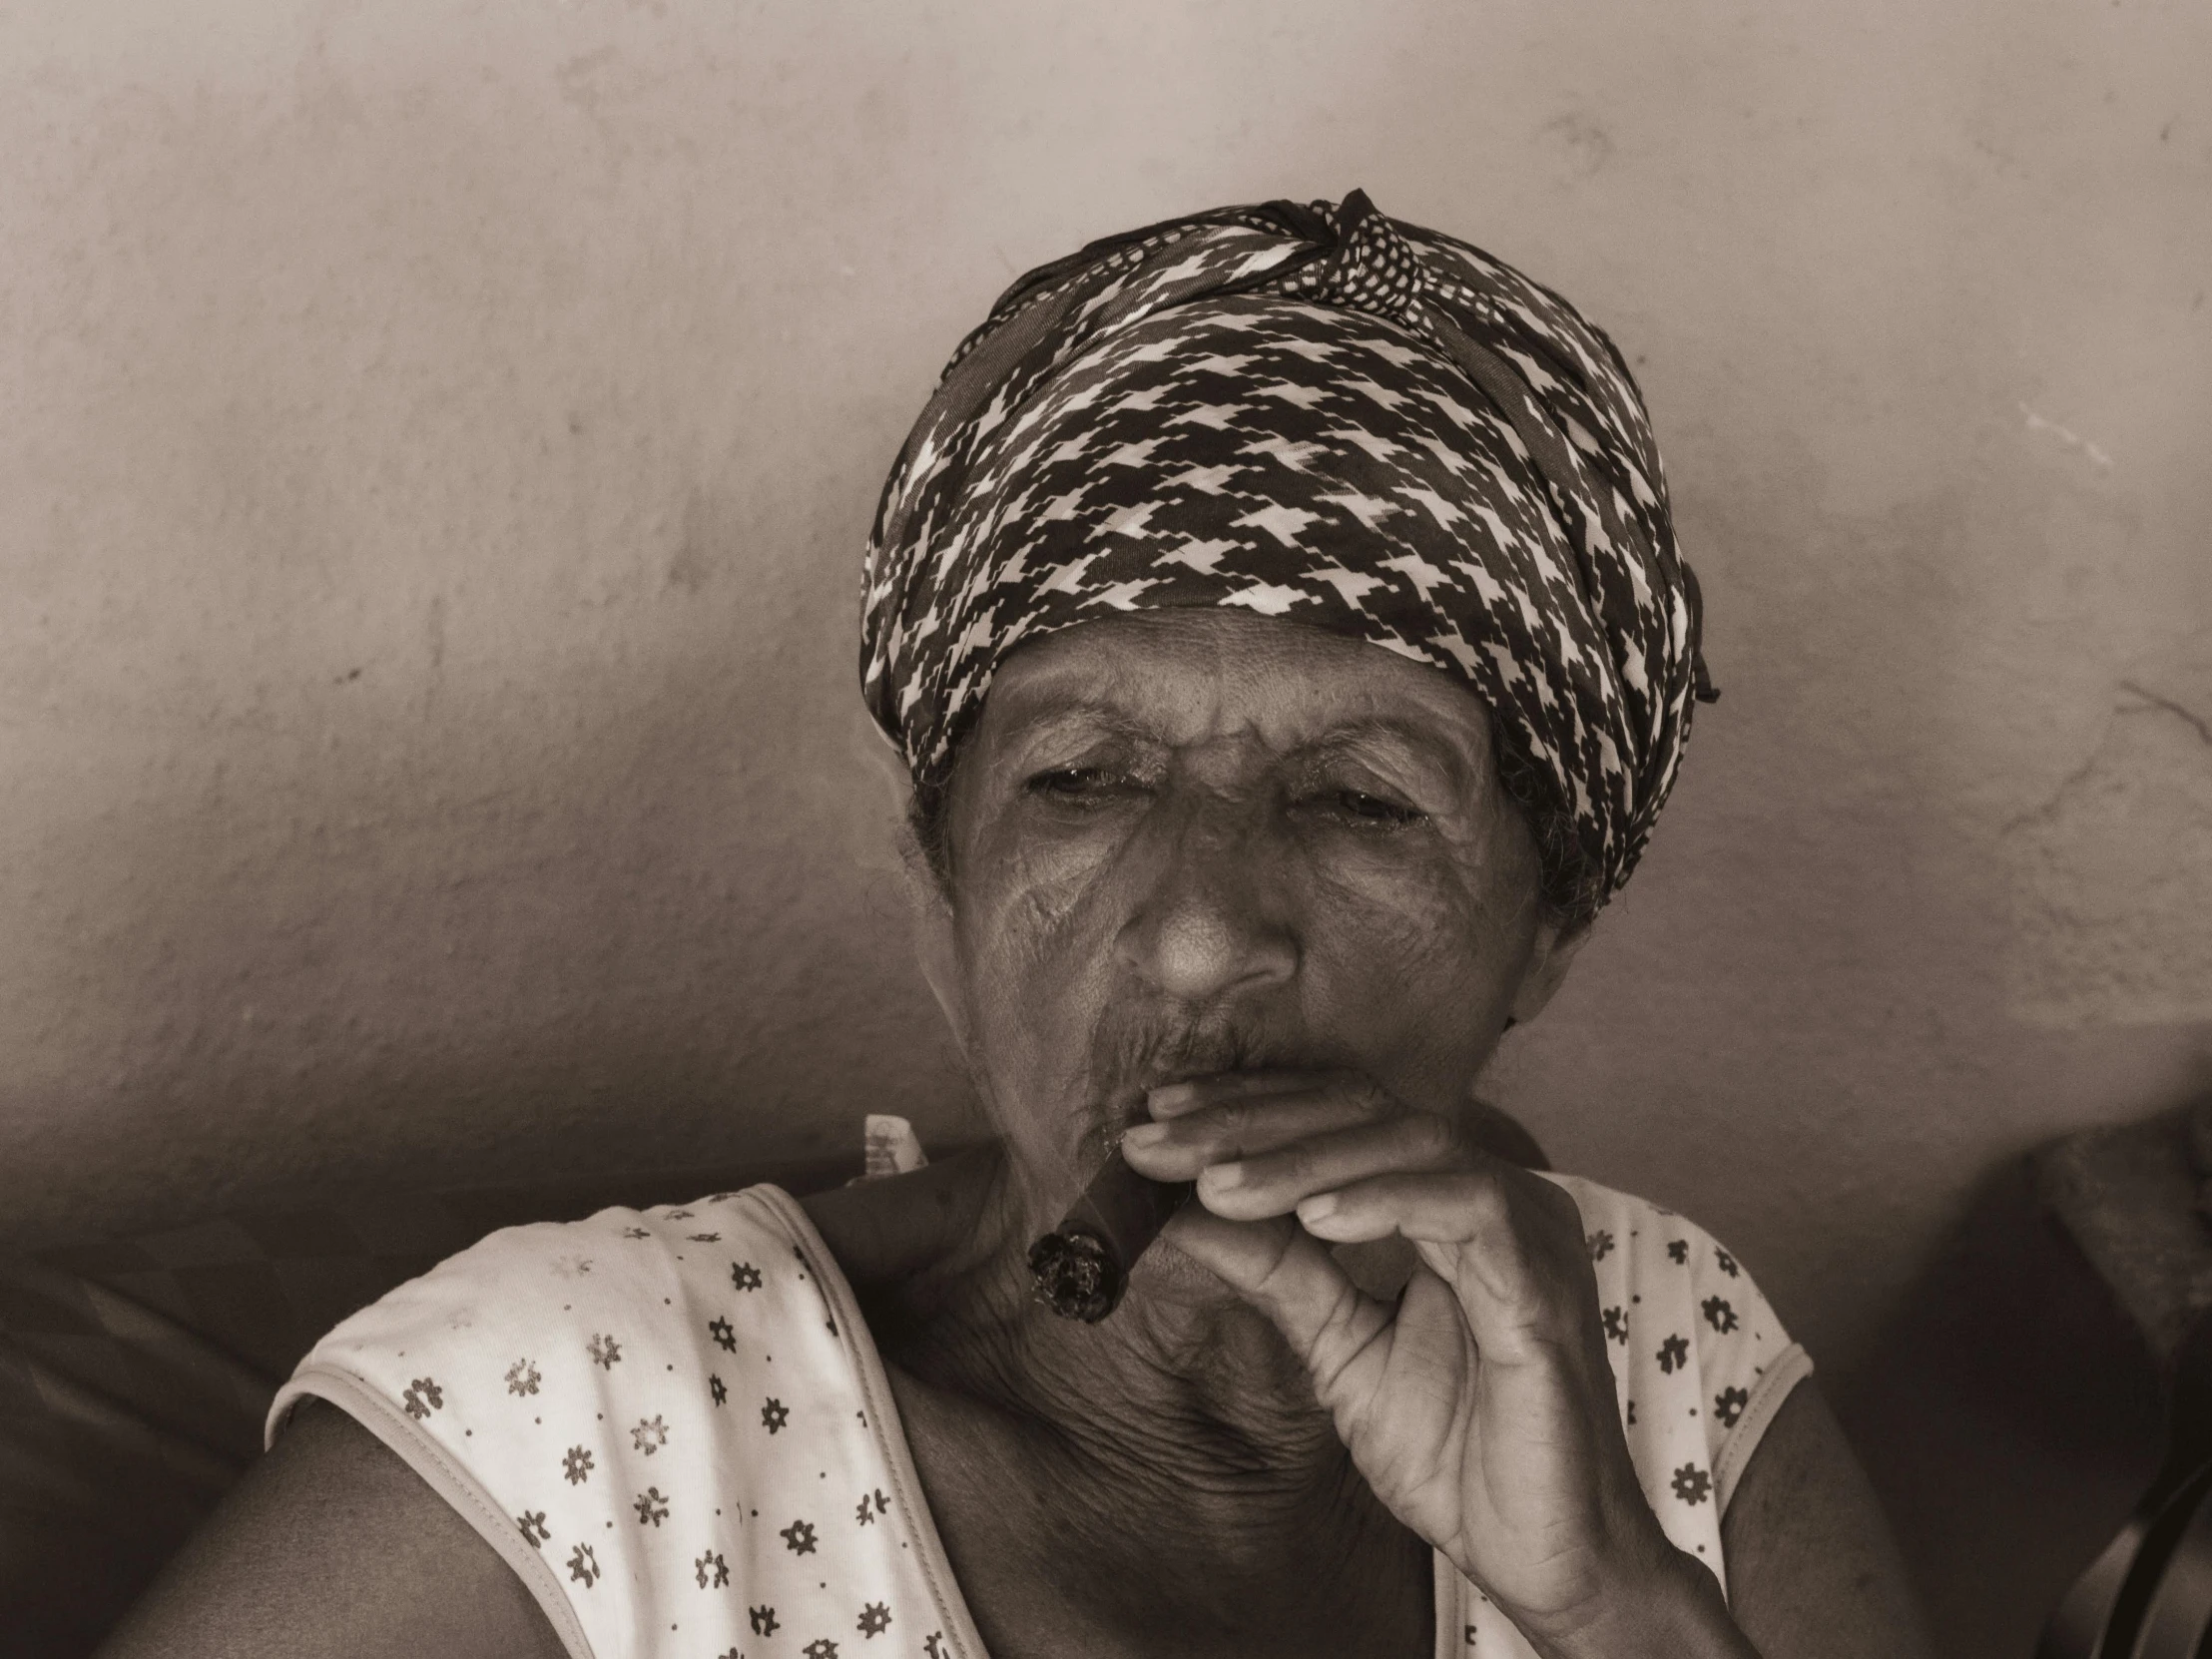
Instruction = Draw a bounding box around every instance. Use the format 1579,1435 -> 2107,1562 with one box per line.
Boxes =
745,1182 -> 1460,1659
749,1184 -> 998,1659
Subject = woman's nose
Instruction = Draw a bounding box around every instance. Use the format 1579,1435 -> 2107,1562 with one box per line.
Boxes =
1111,812 -> 1298,1004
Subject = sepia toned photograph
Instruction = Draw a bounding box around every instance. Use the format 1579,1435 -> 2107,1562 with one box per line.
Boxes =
1,3 -> 2206,1655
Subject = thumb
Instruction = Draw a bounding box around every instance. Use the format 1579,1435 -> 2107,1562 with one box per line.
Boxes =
1161,1207 -> 1397,1393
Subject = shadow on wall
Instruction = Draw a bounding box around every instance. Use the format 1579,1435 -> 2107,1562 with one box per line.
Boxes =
1839,1150 -> 2166,1658
0,550 -> 979,1254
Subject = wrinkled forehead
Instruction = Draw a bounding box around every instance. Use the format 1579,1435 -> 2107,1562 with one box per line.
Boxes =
970,608 -> 1500,776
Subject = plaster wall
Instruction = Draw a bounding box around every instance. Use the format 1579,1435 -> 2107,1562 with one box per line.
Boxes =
3,2 -> 2208,1648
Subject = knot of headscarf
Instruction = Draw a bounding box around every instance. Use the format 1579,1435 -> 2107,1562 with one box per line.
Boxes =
861,190 -> 1716,913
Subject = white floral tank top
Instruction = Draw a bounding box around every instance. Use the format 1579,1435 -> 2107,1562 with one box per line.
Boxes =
269,1155 -> 1808,1659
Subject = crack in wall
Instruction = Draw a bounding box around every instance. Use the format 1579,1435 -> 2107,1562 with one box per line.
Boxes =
2117,680 -> 2212,749
2002,677 -> 2212,835
2003,745 -> 2105,836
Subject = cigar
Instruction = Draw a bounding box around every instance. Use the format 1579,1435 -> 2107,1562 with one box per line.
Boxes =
1028,1147 -> 1194,1323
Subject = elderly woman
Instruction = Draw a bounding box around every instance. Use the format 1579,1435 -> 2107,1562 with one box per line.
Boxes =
104,194 -> 1931,1658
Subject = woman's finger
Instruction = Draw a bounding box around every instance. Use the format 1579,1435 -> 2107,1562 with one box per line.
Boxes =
1120,1085 -> 1395,1181
1178,1111 -> 1474,1220
1142,1069 -> 1341,1120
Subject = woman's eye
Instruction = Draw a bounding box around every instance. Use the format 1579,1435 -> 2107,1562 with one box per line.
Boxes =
1026,767 -> 1129,804
1317,789 -> 1424,828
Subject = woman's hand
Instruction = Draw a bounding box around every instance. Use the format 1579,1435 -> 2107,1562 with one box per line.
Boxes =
1120,1071 -> 1753,1658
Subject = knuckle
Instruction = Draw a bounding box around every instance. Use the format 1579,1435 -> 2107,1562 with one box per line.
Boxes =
1402,1111 -> 1457,1163
1267,1141 -> 1318,1187
1460,1171 -> 1512,1228
1351,1077 -> 1397,1119
1209,1098 -> 1257,1154
1320,1070 -> 1387,1118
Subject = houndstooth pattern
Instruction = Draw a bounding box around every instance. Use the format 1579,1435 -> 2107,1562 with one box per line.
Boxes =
861,192 -> 1712,907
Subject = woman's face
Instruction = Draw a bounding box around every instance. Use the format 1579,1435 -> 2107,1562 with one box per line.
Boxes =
922,607 -> 1577,1217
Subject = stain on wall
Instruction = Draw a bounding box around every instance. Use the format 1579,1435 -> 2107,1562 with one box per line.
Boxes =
2,2 -> 2207,1650
2005,637 -> 2212,1027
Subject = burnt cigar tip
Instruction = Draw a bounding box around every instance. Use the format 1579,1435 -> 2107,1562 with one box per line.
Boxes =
1027,1227 -> 1124,1324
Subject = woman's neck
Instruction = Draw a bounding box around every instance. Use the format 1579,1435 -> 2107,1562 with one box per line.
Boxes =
811,1142 -> 1371,1535
808,1144 -> 1433,1656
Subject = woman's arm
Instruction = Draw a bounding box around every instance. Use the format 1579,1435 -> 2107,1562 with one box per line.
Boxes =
1721,1381 -> 1937,1658
97,1399 -> 567,1659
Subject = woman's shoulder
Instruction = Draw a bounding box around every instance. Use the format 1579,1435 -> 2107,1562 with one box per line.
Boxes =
271,1186 -> 825,1425
1535,1171 -> 1802,1383
1536,1172 -> 1759,1285
266,1184 -> 906,1658
1536,1172 -> 1814,1527
261,1185 -> 862,1477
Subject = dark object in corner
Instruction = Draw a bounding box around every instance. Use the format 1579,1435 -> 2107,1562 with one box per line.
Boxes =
1028,1151 -> 1192,1323
2039,1099 -> 2212,1659
2040,1305 -> 2212,1659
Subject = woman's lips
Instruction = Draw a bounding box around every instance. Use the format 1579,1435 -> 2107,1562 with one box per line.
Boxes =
1079,1069 -> 1210,1151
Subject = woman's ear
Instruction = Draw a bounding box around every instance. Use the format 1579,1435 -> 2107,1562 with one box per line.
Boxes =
1509,917 -> 1592,1025
895,814 -> 974,1059
908,878 -> 969,1052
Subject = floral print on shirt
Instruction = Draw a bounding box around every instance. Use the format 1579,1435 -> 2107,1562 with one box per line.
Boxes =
271,1170 -> 1805,1659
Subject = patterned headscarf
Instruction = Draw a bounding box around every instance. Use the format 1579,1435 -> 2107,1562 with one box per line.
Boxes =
861,191 -> 1716,913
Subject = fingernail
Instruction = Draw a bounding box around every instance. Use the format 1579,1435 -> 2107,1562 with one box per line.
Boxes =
1205,1160 -> 1247,1192
1297,1194 -> 1339,1226
1120,1121 -> 1167,1151
1147,1082 -> 1197,1115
